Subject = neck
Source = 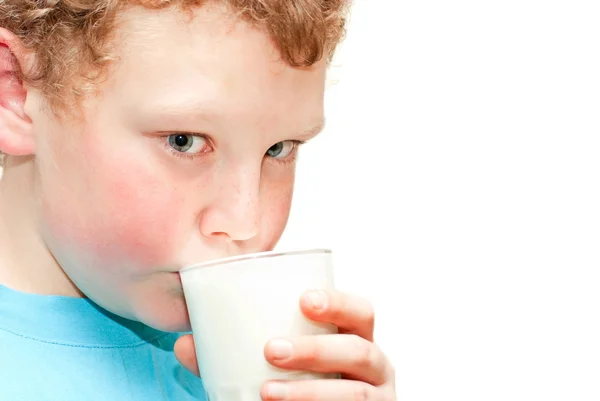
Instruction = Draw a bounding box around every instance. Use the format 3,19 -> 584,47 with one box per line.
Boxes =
0,156 -> 82,296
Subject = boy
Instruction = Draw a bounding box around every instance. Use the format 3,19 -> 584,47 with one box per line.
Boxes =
0,1 -> 396,400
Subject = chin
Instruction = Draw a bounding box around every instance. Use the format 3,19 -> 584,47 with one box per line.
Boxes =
132,289 -> 192,333
140,304 -> 191,333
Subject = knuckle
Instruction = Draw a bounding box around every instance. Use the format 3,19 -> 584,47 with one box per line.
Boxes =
328,297 -> 344,320
353,385 -> 375,401
301,341 -> 321,363
291,384 -> 318,401
329,291 -> 348,318
351,335 -> 376,369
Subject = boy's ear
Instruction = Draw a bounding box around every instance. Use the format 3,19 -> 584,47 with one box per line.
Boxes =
0,28 -> 35,157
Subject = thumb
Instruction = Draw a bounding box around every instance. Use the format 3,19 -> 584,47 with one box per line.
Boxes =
174,334 -> 201,377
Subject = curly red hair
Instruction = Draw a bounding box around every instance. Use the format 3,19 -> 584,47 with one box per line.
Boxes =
0,0 -> 348,110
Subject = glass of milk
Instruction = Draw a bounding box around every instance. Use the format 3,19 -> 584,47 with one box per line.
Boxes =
180,249 -> 338,401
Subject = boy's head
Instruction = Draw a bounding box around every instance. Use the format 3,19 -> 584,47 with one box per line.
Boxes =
0,1 -> 348,331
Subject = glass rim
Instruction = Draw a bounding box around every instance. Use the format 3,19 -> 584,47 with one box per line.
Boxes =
179,248 -> 331,273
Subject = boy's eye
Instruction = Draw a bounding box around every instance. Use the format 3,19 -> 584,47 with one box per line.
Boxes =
266,141 -> 296,159
168,134 -> 207,154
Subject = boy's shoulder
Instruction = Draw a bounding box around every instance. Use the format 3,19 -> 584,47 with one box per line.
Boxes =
0,328 -> 205,400
0,284 -> 205,400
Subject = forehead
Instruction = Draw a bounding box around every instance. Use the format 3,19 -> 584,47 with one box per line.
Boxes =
102,4 -> 326,127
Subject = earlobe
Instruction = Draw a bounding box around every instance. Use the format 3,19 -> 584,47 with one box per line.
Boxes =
0,106 -> 35,156
0,31 -> 35,157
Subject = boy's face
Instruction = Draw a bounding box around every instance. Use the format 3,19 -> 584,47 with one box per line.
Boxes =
25,5 -> 326,331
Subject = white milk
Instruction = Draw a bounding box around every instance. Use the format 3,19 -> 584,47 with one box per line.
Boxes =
180,249 -> 337,401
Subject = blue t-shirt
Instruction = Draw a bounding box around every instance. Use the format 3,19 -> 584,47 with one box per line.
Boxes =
0,284 -> 206,400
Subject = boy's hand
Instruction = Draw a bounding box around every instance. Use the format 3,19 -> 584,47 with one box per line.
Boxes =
261,290 -> 396,400
174,290 -> 396,401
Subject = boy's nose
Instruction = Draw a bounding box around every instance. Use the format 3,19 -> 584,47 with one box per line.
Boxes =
198,167 -> 260,243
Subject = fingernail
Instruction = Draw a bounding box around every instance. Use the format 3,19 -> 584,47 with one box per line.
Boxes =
305,290 -> 326,310
268,339 -> 293,360
266,382 -> 289,400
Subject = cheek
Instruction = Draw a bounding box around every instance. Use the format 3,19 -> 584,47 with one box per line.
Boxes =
260,176 -> 295,250
87,177 -> 181,269
41,143 -> 184,271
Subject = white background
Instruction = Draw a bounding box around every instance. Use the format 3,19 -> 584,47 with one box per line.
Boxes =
278,0 -> 600,400
2,1 -> 599,399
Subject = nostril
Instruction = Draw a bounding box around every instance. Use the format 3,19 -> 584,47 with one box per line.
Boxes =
211,232 -> 233,243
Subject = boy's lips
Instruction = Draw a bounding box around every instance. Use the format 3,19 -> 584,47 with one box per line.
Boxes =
172,249 -> 262,272
172,272 -> 183,291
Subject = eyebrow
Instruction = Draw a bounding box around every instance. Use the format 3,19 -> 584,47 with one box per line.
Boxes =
137,95 -> 326,140
140,96 -> 216,118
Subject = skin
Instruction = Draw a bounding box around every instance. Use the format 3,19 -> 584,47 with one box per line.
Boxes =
0,3 -> 396,400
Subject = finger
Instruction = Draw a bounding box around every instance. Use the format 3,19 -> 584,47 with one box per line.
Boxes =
174,334 -> 200,377
300,290 -> 375,341
265,334 -> 390,386
261,379 -> 392,401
